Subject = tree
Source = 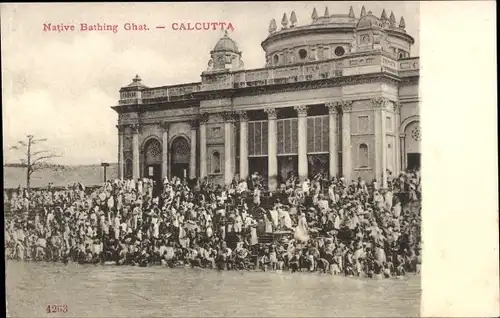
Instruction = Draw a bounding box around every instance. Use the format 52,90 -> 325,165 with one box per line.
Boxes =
9,135 -> 62,191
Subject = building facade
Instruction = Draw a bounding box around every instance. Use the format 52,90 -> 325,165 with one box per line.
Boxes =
113,6 -> 420,190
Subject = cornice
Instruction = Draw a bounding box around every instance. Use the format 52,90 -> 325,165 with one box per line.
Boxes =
112,73 -> 405,112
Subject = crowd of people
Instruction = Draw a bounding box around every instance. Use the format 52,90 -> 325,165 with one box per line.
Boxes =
4,169 -> 421,279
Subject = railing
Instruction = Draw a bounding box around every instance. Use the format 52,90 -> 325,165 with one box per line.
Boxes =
118,54 -> 420,105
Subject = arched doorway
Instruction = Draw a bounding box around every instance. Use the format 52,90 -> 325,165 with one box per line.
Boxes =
170,136 -> 190,179
403,121 -> 421,170
143,138 -> 162,194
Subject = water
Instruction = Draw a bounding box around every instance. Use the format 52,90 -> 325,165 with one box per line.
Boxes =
6,260 -> 421,317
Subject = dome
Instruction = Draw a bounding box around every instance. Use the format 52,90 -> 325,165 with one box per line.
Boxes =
212,31 -> 240,53
357,12 -> 380,28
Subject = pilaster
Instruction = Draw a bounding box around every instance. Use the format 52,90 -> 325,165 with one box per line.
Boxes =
265,108 -> 278,191
238,111 -> 249,180
117,125 -> 125,180
223,111 -> 236,185
295,105 -> 308,181
326,102 -> 339,178
199,113 -> 209,179
340,100 -> 353,183
131,123 -> 141,179
393,102 -> 402,175
372,97 -> 390,188
189,120 -> 198,179
159,121 -> 170,179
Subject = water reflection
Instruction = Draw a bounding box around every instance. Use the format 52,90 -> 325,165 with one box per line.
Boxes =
6,261 -> 420,317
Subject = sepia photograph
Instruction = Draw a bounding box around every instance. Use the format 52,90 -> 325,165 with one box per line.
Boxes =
2,2 -> 497,317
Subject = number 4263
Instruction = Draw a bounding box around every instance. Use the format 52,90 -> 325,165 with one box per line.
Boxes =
46,304 -> 68,313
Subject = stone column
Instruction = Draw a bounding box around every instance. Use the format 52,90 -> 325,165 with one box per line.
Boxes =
295,105 -> 308,181
199,113 -> 208,179
265,108 -> 278,191
117,125 -> 125,180
399,133 -> 406,171
131,123 -> 141,179
238,111 -> 249,180
326,103 -> 338,178
394,102 -> 402,174
341,101 -> 353,184
372,97 -> 390,188
224,112 -> 236,185
159,121 -> 169,180
189,120 -> 198,180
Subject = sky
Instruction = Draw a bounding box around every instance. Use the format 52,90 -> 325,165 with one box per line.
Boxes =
1,2 -> 419,165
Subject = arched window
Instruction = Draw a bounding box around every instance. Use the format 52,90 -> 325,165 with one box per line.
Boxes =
298,49 -> 308,59
358,143 -> 369,168
273,54 -> 279,65
398,52 -> 404,59
211,151 -> 221,174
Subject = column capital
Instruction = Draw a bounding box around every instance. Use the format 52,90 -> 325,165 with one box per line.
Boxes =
399,133 -> 406,138
189,119 -> 199,129
198,112 -> 210,123
159,121 -> 170,132
116,125 -> 126,134
326,102 -> 340,114
131,123 -> 141,134
294,105 -> 308,117
371,97 -> 390,109
222,111 -> 238,122
341,100 -> 353,113
264,108 -> 277,119
237,111 -> 249,122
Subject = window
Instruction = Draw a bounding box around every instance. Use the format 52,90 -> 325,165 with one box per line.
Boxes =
273,54 -> 279,65
277,118 -> 298,155
211,151 -> 221,174
358,143 -> 369,168
334,46 -> 345,57
411,126 -> 421,141
398,52 -> 404,59
307,116 -> 329,153
248,121 -> 268,156
299,49 -> 307,59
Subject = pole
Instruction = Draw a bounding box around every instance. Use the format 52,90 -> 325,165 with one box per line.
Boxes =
101,163 -> 109,183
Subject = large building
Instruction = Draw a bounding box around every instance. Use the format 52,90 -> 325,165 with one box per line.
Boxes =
112,6 -> 420,190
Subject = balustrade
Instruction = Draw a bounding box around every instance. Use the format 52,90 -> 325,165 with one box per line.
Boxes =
118,54 -> 419,106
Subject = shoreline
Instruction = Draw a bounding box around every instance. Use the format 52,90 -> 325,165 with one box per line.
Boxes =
6,259 -> 420,280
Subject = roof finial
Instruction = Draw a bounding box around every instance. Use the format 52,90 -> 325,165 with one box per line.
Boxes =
281,13 -> 288,28
381,9 -> 388,20
224,30 -> 229,37
324,6 -> 329,17
312,7 -> 318,21
389,11 -> 396,26
399,16 -> 406,29
360,5 -> 366,17
133,74 -> 141,82
269,18 -> 277,34
348,6 -> 355,19
290,11 -> 298,26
